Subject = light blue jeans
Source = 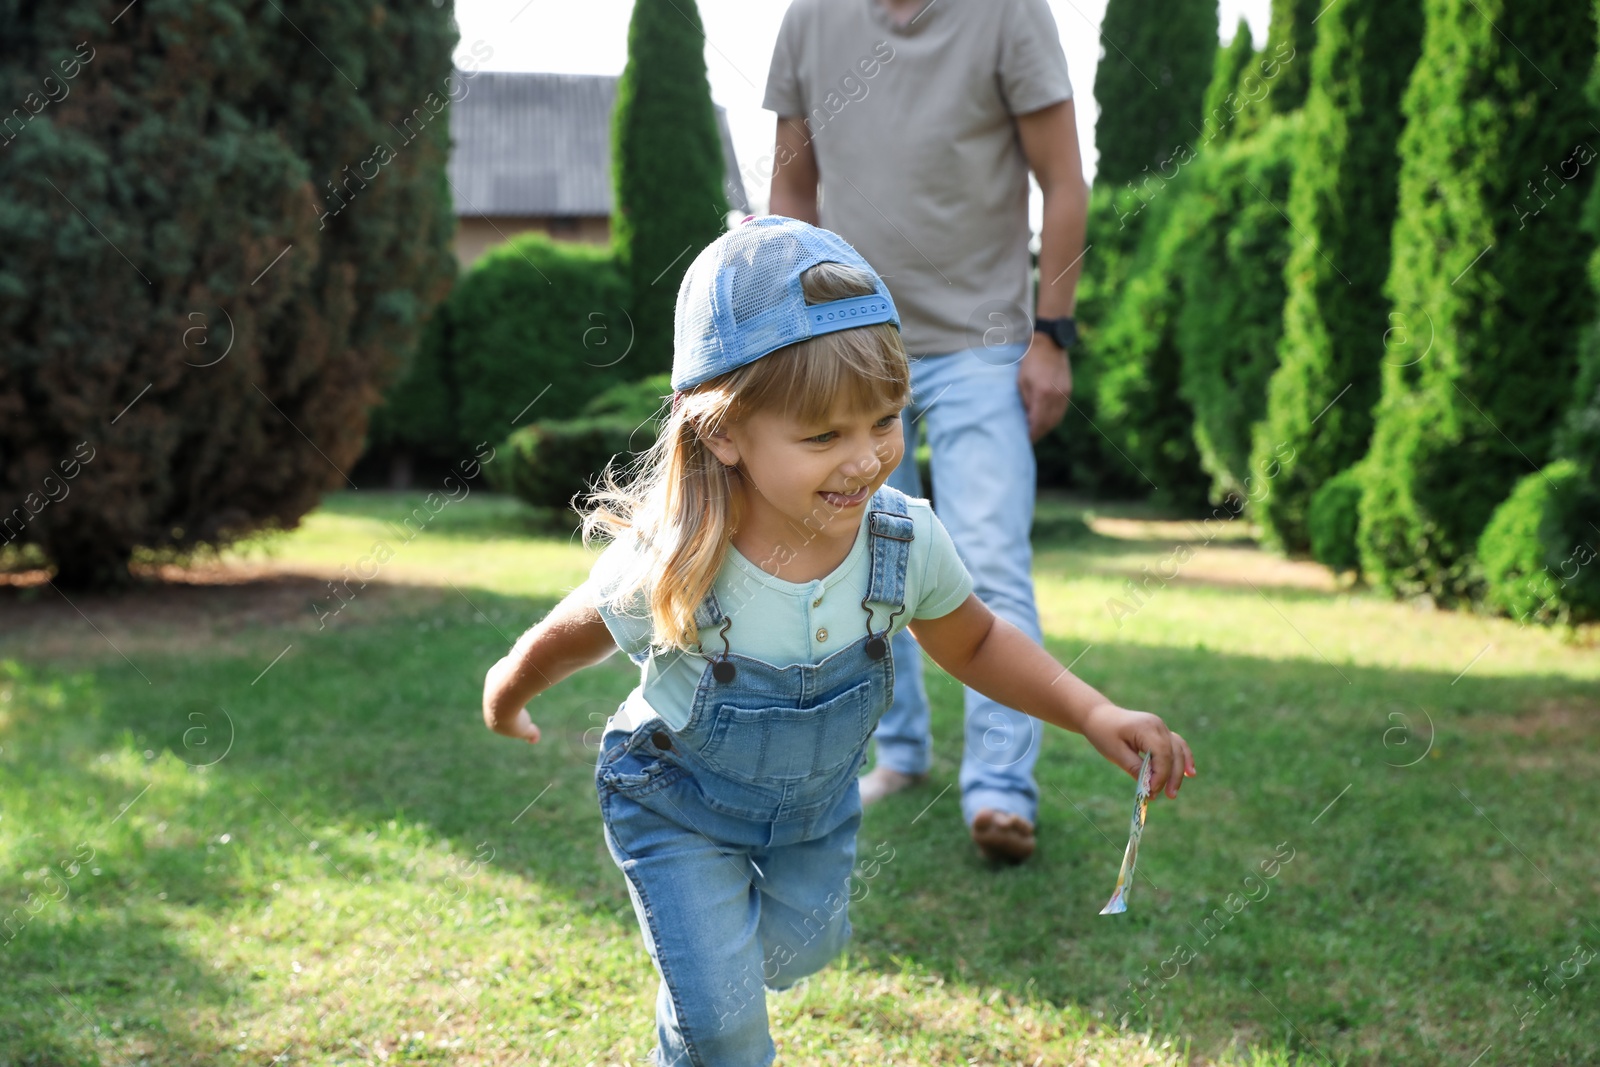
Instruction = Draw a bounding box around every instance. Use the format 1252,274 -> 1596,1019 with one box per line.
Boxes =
874,342 -> 1045,825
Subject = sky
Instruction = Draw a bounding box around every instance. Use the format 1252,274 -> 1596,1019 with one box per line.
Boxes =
453,0 -> 1271,217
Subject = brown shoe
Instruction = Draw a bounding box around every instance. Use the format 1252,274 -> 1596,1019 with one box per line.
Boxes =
971,809 -> 1036,864
858,766 -> 928,807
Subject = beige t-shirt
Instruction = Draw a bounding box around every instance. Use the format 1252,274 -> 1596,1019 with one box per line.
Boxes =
763,0 -> 1073,356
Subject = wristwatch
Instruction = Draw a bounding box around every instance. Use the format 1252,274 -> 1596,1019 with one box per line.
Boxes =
1034,315 -> 1078,351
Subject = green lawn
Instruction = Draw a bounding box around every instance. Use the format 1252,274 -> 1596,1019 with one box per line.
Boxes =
2,490 -> 1596,1066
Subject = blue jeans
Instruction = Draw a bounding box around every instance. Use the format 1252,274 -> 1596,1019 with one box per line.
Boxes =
598,728 -> 861,1066
874,342 -> 1045,825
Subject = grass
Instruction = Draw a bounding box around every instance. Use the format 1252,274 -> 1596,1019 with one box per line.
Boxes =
1,489 -> 1596,1066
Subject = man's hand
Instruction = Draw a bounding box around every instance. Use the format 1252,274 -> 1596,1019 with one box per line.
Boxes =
1017,333 -> 1072,442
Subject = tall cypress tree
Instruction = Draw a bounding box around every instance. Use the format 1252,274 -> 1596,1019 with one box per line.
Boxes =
1225,0 -> 1318,141
1167,0 -> 1313,504
0,1 -> 457,586
1092,184 -> 1211,511
1260,0 -> 1319,113
1475,0 -> 1600,624
1092,0 -> 1218,186
1199,19 -> 1257,145
1250,0 -> 1425,553
1358,0 -> 1598,601
611,0 -> 730,376
1173,113 -> 1301,503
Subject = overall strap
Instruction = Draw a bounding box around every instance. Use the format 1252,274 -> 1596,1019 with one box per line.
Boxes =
862,483 -> 916,632
691,586 -> 725,630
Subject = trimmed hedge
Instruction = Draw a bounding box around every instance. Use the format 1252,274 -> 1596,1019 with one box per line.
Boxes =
1307,466 -> 1364,575
488,374 -> 671,513
370,234 -> 632,460
1250,0 -> 1424,553
489,417 -> 656,513
1477,460 -> 1600,625
1357,0 -> 1598,603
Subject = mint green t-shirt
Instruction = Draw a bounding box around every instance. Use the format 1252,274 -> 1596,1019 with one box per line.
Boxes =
590,495 -> 973,733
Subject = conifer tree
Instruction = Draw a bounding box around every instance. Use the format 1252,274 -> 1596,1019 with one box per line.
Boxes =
1199,19 -> 1257,145
1250,0 -> 1425,552
0,1 -> 458,586
1092,0 -> 1218,186
611,0 -> 730,376
1358,0 -> 1598,601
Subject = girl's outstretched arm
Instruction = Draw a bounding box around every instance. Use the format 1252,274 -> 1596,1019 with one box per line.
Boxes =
482,581 -> 619,744
908,595 -> 1196,799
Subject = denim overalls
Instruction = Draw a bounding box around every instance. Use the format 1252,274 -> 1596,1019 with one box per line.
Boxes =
594,484 -> 915,1067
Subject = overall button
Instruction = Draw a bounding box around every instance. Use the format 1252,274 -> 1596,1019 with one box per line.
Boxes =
815,627 -> 828,642
812,597 -> 822,608
651,730 -> 673,751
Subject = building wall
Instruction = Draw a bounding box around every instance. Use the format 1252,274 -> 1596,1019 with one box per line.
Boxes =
454,215 -> 612,269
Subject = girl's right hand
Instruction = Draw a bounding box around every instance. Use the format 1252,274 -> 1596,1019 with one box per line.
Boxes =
486,704 -> 542,745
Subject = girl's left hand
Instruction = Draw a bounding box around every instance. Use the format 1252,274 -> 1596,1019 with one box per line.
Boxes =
1081,704 -> 1196,799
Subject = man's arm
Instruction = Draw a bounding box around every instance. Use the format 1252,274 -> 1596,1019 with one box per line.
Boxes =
1014,97 -> 1089,442
767,115 -> 820,224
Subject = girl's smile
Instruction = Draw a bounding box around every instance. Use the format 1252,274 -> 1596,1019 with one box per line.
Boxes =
819,485 -> 871,508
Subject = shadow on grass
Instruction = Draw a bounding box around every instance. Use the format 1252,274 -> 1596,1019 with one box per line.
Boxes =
4,576 -> 1596,1064
308,490 -> 575,540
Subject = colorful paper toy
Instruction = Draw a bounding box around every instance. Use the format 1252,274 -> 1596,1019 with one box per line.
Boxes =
1100,752 -> 1153,916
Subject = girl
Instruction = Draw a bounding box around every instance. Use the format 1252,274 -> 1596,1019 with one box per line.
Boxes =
481,216 -> 1196,1066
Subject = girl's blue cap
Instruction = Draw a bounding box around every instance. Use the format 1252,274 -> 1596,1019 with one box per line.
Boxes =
671,215 -> 901,392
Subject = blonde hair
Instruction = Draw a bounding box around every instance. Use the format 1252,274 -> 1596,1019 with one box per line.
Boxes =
580,261 -> 911,653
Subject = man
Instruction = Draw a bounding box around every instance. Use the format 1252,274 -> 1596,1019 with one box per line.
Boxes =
764,0 -> 1088,863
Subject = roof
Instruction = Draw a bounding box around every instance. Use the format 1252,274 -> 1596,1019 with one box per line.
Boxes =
445,69 -> 749,218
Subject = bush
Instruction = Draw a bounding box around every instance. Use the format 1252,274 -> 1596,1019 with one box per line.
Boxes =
0,2 -> 458,586
368,289 -> 461,459
580,373 -> 673,424
422,234 -> 632,456
1477,460 -> 1600,625
1249,0 -> 1423,554
1173,114 -> 1301,504
1358,0 -> 1598,602
1039,187 -> 1161,498
488,417 -> 657,513
1308,467 -> 1364,575
1092,182 -> 1210,511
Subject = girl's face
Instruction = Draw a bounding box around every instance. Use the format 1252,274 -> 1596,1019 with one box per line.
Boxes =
705,396 -> 905,550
